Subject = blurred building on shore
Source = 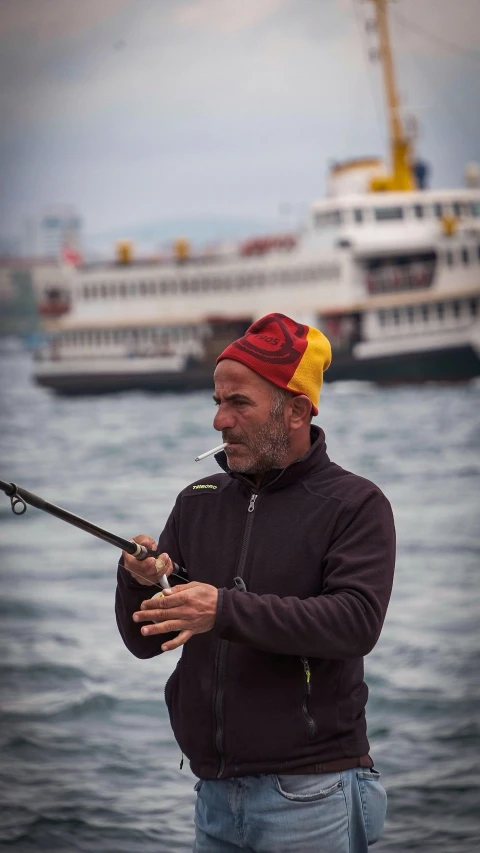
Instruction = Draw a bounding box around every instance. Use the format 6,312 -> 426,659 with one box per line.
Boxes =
22,206 -> 83,261
0,257 -> 74,339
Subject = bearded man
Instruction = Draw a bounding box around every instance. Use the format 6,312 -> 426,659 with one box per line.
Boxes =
116,313 -> 396,853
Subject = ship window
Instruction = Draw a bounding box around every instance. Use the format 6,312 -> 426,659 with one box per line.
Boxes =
139,281 -> 147,295
414,205 -> 424,219
374,207 -> 404,221
91,285 -> 98,299
100,284 -> 108,298
323,210 -> 342,226
407,306 -> 415,323
471,202 -> 480,217
378,310 -> 386,326
421,304 -> 429,321
392,308 -> 400,325
119,282 -> 127,297
436,302 -> 445,320
453,202 -> 462,217
452,300 -> 461,318
461,247 -> 469,265
434,203 -> 443,218
446,250 -> 454,266
354,209 -> 363,223
469,298 -> 478,316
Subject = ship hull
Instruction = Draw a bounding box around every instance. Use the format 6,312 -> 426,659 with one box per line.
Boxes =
34,364 -> 216,396
326,344 -> 480,384
34,344 -> 480,396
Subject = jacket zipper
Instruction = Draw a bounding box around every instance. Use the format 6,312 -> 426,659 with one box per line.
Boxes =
214,490 -> 258,779
301,657 -> 318,738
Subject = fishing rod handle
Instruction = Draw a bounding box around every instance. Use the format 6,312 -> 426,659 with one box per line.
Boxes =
134,544 -> 177,590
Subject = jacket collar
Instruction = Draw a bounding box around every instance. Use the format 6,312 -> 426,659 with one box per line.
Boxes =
215,424 -> 330,491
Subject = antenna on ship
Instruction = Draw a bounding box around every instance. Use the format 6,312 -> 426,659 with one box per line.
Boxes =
368,0 -> 416,192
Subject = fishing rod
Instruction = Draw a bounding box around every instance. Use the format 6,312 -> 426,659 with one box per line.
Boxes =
0,443 -> 224,588
0,478 -> 176,590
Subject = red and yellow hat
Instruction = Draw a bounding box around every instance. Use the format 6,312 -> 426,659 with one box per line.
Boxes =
216,313 -> 331,415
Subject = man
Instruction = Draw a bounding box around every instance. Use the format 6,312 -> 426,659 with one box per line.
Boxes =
116,312 -> 395,852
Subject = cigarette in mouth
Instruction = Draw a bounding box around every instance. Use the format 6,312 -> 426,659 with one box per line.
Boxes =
195,442 -> 228,462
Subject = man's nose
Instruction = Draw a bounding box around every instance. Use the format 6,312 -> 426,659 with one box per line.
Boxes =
213,404 -> 235,432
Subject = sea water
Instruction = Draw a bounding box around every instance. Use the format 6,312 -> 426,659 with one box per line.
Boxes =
0,352 -> 479,852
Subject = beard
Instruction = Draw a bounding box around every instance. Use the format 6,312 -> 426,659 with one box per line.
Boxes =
223,398 -> 290,474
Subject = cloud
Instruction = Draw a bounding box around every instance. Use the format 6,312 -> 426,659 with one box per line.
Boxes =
0,0 -> 133,45
0,0 -> 478,236
172,0 -> 291,34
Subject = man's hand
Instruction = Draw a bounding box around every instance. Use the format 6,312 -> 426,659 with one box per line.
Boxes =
132,582 -> 218,651
122,534 -> 173,586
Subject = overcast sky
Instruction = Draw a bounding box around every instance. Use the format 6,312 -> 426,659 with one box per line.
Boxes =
0,0 -> 479,242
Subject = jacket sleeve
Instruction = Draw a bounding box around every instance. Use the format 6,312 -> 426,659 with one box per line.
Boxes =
214,489 -> 395,659
115,501 -> 185,659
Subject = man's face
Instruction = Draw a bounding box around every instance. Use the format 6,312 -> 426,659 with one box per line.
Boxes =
213,360 -> 290,475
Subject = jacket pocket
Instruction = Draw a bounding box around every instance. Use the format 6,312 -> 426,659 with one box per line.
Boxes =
301,657 -> 318,738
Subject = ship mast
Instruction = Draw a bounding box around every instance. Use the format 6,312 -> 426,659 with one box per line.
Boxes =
369,0 -> 416,191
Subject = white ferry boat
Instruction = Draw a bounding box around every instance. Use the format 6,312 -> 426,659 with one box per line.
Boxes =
33,0 -> 480,395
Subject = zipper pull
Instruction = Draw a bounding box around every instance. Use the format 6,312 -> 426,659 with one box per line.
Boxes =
302,658 -> 311,694
248,494 -> 258,513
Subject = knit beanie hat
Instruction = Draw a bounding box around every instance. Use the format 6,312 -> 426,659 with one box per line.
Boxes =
216,313 -> 331,415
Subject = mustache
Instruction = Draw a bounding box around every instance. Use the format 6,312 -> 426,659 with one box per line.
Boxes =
222,432 -> 245,444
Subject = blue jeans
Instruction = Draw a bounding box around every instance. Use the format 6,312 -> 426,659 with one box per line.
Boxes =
193,768 -> 387,852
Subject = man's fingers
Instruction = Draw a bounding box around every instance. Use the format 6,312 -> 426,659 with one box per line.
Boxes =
140,619 -> 185,635
133,605 -> 186,624
139,593 -> 186,612
139,582 -> 202,609
161,630 -> 193,652
130,534 -> 158,551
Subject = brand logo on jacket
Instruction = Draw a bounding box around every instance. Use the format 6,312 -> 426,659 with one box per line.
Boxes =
192,484 -> 218,490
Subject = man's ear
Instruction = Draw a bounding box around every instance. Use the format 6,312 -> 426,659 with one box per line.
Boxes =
289,394 -> 312,428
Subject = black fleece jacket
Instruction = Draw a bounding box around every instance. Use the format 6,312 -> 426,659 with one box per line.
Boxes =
115,426 -> 395,779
